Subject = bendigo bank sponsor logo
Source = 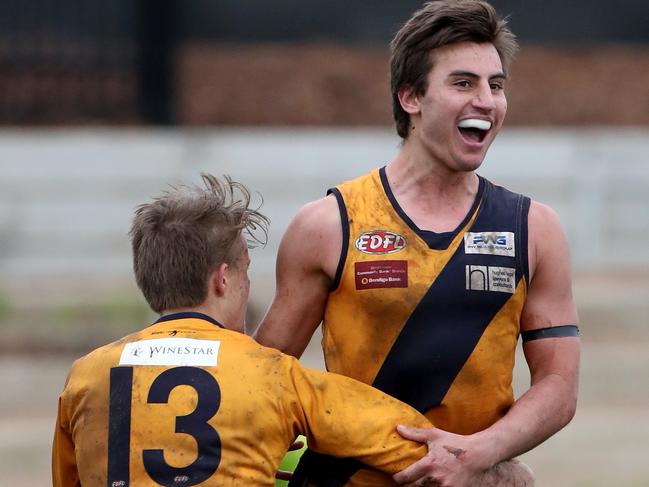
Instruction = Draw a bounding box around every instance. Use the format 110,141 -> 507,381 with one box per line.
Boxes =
355,260 -> 408,290
355,230 -> 407,254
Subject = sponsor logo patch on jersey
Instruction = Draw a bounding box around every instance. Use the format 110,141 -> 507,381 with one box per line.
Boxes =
465,265 -> 516,294
355,260 -> 408,290
355,230 -> 407,254
119,338 -> 220,366
464,231 -> 515,257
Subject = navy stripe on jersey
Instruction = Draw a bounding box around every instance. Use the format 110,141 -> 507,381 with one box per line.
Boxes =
295,178 -> 531,485
522,325 -> 579,342
464,181 -> 531,287
519,196 -> 531,285
108,367 -> 133,486
289,450 -> 364,487
373,180 -> 529,412
372,241 -> 513,411
379,166 -> 485,250
327,187 -> 350,292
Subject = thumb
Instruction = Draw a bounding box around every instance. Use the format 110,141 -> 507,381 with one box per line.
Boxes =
396,424 -> 441,443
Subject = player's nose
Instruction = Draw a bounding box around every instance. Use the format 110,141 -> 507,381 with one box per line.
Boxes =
472,81 -> 496,111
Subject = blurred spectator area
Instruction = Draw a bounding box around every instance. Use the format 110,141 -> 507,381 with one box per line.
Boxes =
1,0 -> 648,126
178,44 -> 649,126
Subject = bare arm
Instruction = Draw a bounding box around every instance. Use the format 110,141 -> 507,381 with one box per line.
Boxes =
394,201 -> 579,486
480,201 -> 579,460
254,195 -> 341,357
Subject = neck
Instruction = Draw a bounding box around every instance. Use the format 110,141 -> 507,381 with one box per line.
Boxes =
161,303 -> 234,331
383,140 -> 481,234
387,146 -> 479,200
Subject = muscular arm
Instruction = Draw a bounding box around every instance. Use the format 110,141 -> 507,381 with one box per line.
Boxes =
394,201 -> 579,486
486,203 -> 580,458
254,196 -> 341,357
480,201 -> 579,461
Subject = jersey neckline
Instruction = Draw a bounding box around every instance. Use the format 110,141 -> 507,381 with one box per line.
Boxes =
154,311 -> 225,329
378,166 -> 486,250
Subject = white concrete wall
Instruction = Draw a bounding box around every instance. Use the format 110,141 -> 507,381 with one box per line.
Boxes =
1,127 -> 648,285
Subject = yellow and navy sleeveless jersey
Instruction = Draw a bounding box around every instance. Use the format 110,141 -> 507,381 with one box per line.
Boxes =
52,312 -> 430,487
292,167 -> 530,486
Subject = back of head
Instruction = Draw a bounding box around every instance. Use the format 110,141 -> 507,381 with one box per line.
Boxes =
130,174 -> 268,313
390,0 -> 518,138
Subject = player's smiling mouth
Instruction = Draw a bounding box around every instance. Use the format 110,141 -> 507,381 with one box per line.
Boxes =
457,118 -> 492,144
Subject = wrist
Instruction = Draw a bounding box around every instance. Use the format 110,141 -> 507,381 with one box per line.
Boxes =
467,430 -> 504,471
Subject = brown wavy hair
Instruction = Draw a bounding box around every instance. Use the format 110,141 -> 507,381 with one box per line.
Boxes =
390,0 -> 518,138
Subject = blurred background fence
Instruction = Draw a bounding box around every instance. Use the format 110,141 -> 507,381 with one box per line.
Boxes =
1,0 -> 649,126
1,1 -> 648,486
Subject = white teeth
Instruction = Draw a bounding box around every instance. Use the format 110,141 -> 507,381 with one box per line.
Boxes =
458,119 -> 492,131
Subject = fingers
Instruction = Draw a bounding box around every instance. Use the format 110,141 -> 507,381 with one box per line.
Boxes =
395,471 -> 440,487
393,453 -> 437,485
275,437 -> 305,481
287,439 -> 305,451
394,426 -> 456,486
397,424 -> 442,443
275,469 -> 293,481
410,480 -> 440,487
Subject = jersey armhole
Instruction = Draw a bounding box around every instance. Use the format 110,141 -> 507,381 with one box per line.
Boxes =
517,195 -> 531,287
326,187 -> 349,292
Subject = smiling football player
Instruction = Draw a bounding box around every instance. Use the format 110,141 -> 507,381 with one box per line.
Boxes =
255,1 -> 579,486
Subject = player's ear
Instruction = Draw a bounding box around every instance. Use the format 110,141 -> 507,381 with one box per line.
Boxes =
210,262 -> 229,297
398,85 -> 421,115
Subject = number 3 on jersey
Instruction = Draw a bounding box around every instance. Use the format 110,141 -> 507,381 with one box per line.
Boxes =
108,366 -> 222,486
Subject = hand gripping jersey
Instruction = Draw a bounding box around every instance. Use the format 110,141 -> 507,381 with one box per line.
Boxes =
52,312 -> 430,487
293,167 -> 530,486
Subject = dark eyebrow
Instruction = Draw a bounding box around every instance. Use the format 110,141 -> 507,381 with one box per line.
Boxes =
449,70 -> 507,80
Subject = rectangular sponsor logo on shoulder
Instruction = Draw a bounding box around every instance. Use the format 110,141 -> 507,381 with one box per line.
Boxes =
119,338 -> 220,366
465,265 -> 516,294
464,231 -> 515,257
355,260 -> 408,290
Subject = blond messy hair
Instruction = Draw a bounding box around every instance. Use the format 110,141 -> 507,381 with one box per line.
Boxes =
130,173 -> 269,313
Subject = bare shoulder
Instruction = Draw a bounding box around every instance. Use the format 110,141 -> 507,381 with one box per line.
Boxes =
256,195 -> 342,355
527,200 -> 569,279
282,194 -> 342,279
528,200 -> 563,228
523,200 -> 577,329
289,194 -> 341,237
